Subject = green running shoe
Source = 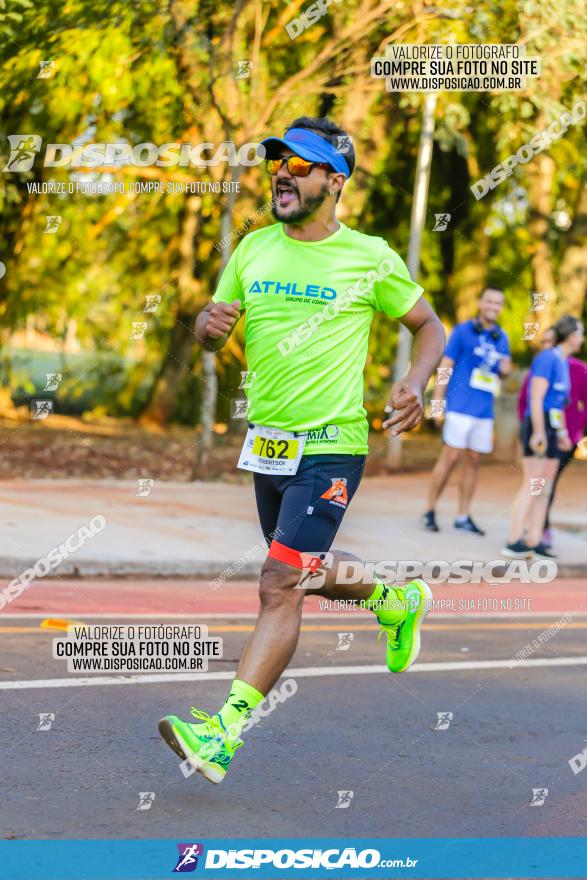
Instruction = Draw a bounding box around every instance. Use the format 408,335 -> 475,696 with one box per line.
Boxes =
158,707 -> 243,784
377,579 -> 433,673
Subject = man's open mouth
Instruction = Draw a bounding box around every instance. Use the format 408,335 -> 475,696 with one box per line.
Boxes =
276,182 -> 298,208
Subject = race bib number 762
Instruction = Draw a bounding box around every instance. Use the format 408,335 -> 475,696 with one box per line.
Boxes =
238,425 -> 306,475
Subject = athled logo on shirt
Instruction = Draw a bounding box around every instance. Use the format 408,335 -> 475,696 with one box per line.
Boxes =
249,280 -> 336,300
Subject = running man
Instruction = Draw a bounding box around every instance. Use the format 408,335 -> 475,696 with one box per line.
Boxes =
423,288 -> 512,535
159,116 -> 445,783
504,315 -> 584,559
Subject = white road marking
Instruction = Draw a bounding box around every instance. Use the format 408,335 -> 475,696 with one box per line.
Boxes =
1,655 -> 587,690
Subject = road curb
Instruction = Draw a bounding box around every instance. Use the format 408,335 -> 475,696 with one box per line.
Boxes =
0,558 -> 586,580
0,557 -> 263,580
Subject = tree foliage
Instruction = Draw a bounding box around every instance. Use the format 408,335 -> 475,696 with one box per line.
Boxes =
0,0 -> 585,430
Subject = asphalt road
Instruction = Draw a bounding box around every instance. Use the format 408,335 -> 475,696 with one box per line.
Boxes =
1,592 -> 587,842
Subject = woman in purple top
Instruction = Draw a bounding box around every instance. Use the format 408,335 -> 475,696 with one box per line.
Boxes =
518,326 -> 587,549
504,315 -> 585,559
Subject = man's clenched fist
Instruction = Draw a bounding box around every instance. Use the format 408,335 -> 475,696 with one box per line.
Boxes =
206,300 -> 241,339
382,379 -> 424,435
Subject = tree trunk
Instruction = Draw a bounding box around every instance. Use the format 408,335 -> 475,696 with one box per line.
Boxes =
140,195 -> 200,424
196,349 -> 218,473
451,215 -> 490,322
140,309 -> 199,424
193,167 -> 240,476
526,152 -> 557,333
557,175 -> 587,317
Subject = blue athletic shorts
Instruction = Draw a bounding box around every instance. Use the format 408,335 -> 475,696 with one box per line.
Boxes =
520,415 -> 561,459
253,454 -> 366,561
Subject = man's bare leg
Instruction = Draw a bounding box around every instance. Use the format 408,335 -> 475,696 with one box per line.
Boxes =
509,458 -> 558,544
159,547 -> 430,782
236,552 -> 377,694
526,460 -> 559,547
426,444 -> 461,511
235,557 -> 304,694
458,449 -> 481,517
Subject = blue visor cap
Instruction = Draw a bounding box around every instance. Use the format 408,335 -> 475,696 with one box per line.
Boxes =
260,128 -> 351,177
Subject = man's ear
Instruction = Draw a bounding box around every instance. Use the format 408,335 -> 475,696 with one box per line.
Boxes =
327,172 -> 346,197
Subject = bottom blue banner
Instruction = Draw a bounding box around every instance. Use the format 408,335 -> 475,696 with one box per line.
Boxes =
1,837 -> 586,879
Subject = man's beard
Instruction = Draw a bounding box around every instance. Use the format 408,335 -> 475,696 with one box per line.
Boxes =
271,180 -> 330,223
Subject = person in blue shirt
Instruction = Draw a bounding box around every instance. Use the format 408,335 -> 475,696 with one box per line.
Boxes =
423,288 -> 512,534
503,315 -> 584,559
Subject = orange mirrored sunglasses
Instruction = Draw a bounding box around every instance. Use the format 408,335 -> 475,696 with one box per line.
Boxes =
266,156 -> 331,177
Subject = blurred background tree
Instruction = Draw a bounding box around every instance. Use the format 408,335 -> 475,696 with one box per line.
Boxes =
0,0 -> 585,466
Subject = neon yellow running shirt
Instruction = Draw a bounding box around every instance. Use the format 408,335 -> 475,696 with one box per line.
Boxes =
213,222 -> 423,454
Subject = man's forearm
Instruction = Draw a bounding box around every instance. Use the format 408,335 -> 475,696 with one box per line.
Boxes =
431,357 -> 452,400
432,382 -> 447,401
405,316 -> 446,390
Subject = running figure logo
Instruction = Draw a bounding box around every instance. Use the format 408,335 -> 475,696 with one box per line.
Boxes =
144,294 -> 161,313
295,551 -> 334,589
335,790 -> 354,809
434,712 -> 453,730
321,478 -> 348,508
3,134 -> 42,171
173,843 -> 204,872
137,479 -> 154,497
333,134 -> 353,155
44,215 -> 62,233
523,323 -> 539,341
231,399 -> 250,419
136,792 -> 155,811
38,60 -> 56,79
43,373 -> 62,391
433,213 -> 451,231
36,713 -> 55,731
239,370 -> 256,389
235,60 -> 252,78
530,787 -> 548,806
435,366 -> 453,385
531,292 -> 550,312
130,321 -> 148,339
31,399 -> 53,420
429,399 -> 447,418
